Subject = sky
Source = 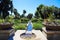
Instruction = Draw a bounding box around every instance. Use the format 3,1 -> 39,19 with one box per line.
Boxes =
13,0 -> 60,16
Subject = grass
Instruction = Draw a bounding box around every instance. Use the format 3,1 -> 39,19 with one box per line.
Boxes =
0,18 -> 43,31
13,22 -> 43,31
33,22 -> 43,29
13,23 -> 27,30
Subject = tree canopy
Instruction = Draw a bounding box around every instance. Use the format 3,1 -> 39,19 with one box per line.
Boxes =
35,4 -> 60,19
0,0 -> 13,19
27,13 -> 33,20
13,8 -> 20,19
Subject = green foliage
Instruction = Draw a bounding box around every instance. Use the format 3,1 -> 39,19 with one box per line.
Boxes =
48,13 -> 55,22
23,10 -> 26,14
5,15 -> 14,23
13,23 -> 27,30
37,20 -> 42,23
21,10 -> 26,18
0,0 -> 13,19
21,18 -> 29,23
0,19 -> 4,23
13,8 -> 20,19
31,18 -> 38,22
13,22 -> 43,30
14,19 -> 21,25
13,18 -> 43,30
31,18 -> 43,23
35,4 -> 60,19
56,20 -> 60,24
27,13 -> 33,20
35,11 -> 40,19
33,23 -> 43,31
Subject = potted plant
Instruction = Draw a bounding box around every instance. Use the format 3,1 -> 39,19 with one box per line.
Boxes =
43,14 -> 60,31
0,15 -> 15,40
0,15 -> 14,30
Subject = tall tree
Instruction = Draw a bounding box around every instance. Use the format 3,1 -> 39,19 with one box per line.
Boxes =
35,4 -> 60,19
35,11 -> 40,19
14,8 -> 20,19
0,0 -> 13,19
23,10 -> 26,14
21,10 -> 26,18
27,13 -> 33,20
53,7 -> 60,19
36,4 -> 46,19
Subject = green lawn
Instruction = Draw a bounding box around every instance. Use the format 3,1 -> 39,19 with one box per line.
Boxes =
33,22 -> 43,30
13,22 -> 43,31
0,18 -> 44,31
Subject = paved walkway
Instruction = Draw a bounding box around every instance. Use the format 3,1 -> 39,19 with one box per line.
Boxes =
13,30 -> 47,40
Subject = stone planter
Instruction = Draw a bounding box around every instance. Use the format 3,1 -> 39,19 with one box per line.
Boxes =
0,23 -> 14,30
42,27 -> 60,40
43,21 -> 60,31
43,24 -> 60,31
0,29 -> 15,40
0,22 -> 15,40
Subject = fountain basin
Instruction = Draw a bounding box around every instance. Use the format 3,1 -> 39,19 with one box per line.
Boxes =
20,20 -> 36,39
20,33 -> 36,39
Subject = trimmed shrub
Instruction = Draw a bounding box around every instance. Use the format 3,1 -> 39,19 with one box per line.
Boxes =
56,20 -> 60,24
21,18 -> 29,23
0,19 -> 4,23
33,23 -> 43,31
31,18 -> 38,22
13,23 -> 27,30
31,18 -> 43,23
14,19 -> 21,24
